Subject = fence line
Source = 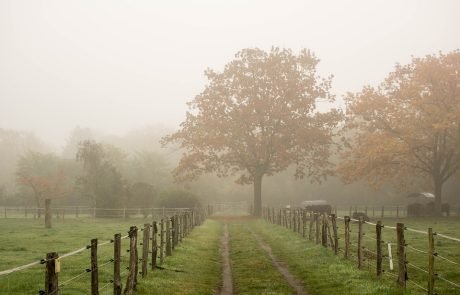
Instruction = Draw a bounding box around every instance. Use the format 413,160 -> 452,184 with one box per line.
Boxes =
262,206 -> 460,295
0,206 -> 212,294
0,206 -> 194,219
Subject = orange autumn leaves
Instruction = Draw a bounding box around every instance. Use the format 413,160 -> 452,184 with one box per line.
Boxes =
339,51 -> 460,210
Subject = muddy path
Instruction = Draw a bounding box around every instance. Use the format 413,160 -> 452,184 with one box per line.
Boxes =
212,216 -> 309,295
218,224 -> 233,295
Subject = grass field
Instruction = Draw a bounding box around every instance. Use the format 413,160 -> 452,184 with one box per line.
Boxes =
0,217 -> 158,294
1,214 -> 459,294
137,219 -> 222,294
266,212 -> 460,295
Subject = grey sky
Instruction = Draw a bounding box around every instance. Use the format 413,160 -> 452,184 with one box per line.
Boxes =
1,0 -> 459,148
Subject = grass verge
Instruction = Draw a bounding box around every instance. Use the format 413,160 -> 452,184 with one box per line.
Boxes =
249,219 -> 416,295
137,219 -> 223,295
228,221 -> 295,295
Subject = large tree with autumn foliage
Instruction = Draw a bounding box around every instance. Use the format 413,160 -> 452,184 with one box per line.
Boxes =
339,51 -> 460,215
163,47 -> 342,216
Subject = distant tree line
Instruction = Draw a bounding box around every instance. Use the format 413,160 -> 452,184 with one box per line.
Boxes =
0,48 -> 459,221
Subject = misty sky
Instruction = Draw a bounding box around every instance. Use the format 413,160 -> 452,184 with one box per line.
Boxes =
1,0 -> 459,148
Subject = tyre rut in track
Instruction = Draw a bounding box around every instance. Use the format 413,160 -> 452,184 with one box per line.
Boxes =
246,226 -> 310,295
218,224 -> 233,295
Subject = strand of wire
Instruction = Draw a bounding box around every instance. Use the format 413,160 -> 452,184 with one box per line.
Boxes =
0,259 -> 42,277
407,263 -> 429,274
363,248 -> 378,256
363,235 -> 377,242
407,279 -> 428,292
405,244 -> 428,255
436,254 -> 460,265
98,281 -> 112,292
405,227 -> 428,235
383,270 -> 398,279
58,269 -> 90,288
436,275 -> 460,288
436,233 -> 460,243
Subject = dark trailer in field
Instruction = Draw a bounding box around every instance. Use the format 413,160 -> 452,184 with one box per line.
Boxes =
301,200 -> 332,214
407,192 -> 450,216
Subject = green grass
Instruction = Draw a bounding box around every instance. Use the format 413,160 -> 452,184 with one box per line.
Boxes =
228,221 -> 295,294
261,215 -> 460,295
0,217 -> 162,294
137,219 -> 223,295
2,215 -> 459,294
251,219 -> 419,295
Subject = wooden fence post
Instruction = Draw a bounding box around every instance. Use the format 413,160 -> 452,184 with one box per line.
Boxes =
171,217 -> 176,250
302,210 -> 306,238
91,238 -> 99,295
331,214 -> 338,255
381,206 -> 384,218
308,212 -> 314,241
427,228 -> 435,294
124,226 -> 138,294
160,220 -> 164,265
175,215 -> 179,246
293,210 -> 297,232
113,233 -> 122,295
315,213 -> 320,244
321,214 -> 328,247
45,252 -> 59,295
376,221 -> 382,277
151,221 -> 158,270
297,210 -> 301,234
45,199 -> 52,229
179,214 -> 183,243
344,216 -> 350,259
166,218 -> 172,256
141,224 -> 150,278
358,217 -> 363,269
325,215 -> 334,247
396,206 -> 399,219
396,223 -> 407,287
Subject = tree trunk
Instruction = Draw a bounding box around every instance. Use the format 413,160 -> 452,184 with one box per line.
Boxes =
45,199 -> 52,228
434,177 -> 443,216
253,173 -> 263,217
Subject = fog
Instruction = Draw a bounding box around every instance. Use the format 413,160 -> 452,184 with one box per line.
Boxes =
1,0 -> 459,148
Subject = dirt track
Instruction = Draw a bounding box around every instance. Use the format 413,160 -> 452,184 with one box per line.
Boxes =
214,216 -> 309,295
219,224 -> 233,295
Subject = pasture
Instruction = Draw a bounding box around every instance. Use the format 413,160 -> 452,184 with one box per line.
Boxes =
1,211 -> 459,294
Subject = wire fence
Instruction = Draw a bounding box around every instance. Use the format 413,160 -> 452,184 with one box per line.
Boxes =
0,206 -> 195,219
0,207 -> 211,294
262,207 -> 460,295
